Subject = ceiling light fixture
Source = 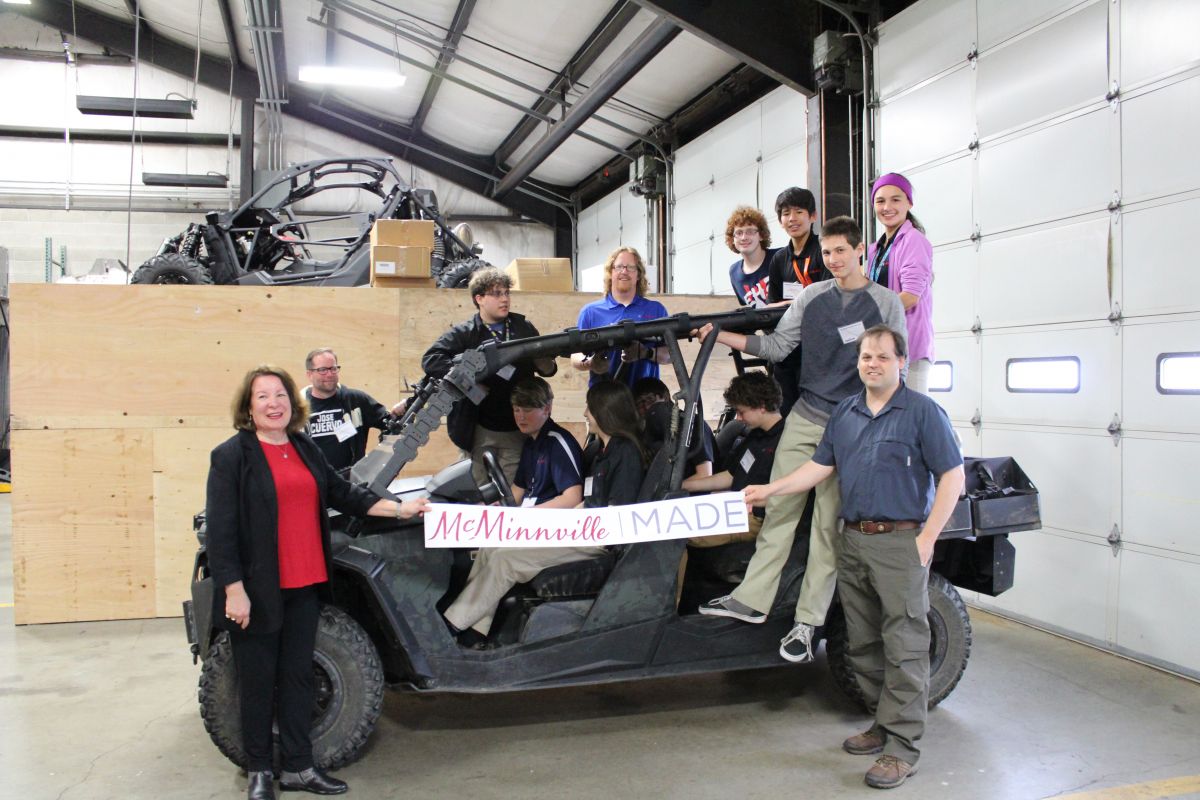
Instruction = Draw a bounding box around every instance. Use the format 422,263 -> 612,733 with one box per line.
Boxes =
297,65 -> 406,88
2,0 -> 35,6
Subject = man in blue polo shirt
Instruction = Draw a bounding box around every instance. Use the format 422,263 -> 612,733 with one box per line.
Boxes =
744,324 -> 964,790
572,247 -> 669,387
443,377 -> 604,646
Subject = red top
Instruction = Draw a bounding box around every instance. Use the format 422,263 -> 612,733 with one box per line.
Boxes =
260,440 -> 327,589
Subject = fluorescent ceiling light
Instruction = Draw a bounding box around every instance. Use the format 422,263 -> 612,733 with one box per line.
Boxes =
3,0 -> 34,5
298,66 -> 405,88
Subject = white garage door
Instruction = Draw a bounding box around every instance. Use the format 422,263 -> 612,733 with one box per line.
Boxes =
877,0 -> 1200,677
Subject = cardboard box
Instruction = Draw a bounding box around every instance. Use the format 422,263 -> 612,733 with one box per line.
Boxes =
505,257 -> 573,292
371,244 -> 431,279
370,219 -> 436,249
371,275 -> 437,289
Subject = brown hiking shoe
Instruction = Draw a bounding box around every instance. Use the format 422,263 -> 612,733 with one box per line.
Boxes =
843,726 -> 886,755
864,755 -> 918,789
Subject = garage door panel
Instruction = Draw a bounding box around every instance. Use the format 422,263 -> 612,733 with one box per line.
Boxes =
879,67 -> 973,169
760,89 -> 806,158
977,0 -> 1091,52
706,112 -> 762,185
1122,76 -> 1200,203
1117,551 -> 1200,673
1121,0 -> 1200,88
974,529 -> 1111,644
906,157 -> 974,246
674,137 -> 713,199
981,324 -> 1115,427
621,192 -> 649,256
954,425 -> 982,457
711,164 -> 763,228
596,192 -> 621,246
930,334 -> 979,423
1121,317 -> 1200,434
672,240 -> 712,295
876,0 -> 975,100
1122,438 -> 1200,554
761,144 -> 808,236
931,242 -> 977,333
977,1 -> 1108,137
979,217 -> 1111,328
673,188 -> 714,251
982,427 -> 1114,537
980,110 -> 1111,233
1122,200 -> 1200,317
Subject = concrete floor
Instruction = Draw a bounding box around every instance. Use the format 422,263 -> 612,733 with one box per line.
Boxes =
1,494 -> 1198,800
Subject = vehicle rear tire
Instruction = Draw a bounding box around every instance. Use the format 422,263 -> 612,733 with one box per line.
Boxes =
197,606 -> 385,770
131,253 -> 215,285
437,257 -> 488,288
824,572 -> 972,710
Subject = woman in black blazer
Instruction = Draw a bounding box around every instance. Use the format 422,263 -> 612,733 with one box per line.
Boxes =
206,365 -> 428,800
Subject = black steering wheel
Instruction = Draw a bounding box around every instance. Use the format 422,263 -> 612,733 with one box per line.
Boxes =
481,450 -> 517,507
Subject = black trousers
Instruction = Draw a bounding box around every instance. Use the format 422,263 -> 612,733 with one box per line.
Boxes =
230,585 -> 321,772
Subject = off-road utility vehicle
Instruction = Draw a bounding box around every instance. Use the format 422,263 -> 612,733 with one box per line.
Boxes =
183,306 -> 1040,769
132,157 -> 488,288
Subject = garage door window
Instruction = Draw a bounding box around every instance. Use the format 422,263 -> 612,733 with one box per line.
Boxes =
1006,356 -> 1080,393
928,360 -> 953,392
1156,352 -> 1200,395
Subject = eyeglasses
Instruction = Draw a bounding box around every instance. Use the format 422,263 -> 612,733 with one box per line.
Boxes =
484,289 -> 511,298
612,264 -> 638,273
310,366 -> 341,375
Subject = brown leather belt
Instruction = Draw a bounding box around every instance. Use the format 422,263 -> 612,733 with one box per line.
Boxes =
845,520 -> 920,534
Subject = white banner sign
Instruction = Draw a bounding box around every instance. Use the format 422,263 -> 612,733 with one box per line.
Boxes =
423,492 -> 750,548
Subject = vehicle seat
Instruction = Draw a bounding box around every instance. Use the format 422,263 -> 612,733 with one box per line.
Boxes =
527,549 -> 618,599
526,446 -> 670,601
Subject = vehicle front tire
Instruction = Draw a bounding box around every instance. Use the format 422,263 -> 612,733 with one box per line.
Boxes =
436,257 -> 488,288
824,571 -> 972,710
131,253 -> 215,285
197,605 -> 385,770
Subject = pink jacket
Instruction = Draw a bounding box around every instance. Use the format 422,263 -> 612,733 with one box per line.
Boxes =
867,219 -> 934,362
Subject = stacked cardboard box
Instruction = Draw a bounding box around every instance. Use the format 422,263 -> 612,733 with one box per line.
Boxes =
505,257 -> 573,292
370,220 -> 436,288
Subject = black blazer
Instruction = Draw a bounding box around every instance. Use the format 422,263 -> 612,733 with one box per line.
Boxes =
205,429 -> 380,634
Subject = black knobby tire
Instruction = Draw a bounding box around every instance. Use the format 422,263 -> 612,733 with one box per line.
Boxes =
197,606 -> 385,770
436,257 -> 488,288
824,571 -> 972,710
131,253 -> 215,285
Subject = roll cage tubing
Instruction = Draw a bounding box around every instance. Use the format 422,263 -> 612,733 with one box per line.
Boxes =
353,305 -> 788,497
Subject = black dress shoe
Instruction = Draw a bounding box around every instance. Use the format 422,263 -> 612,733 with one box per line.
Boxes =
247,770 -> 276,800
279,767 -> 348,795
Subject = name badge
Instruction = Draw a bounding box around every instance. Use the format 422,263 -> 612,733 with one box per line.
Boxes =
497,364 -> 516,381
583,476 -> 594,497
334,416 -> 357,442
521,496 -> 537,507
782,281 -> 804,300
837,320 -> 866,345
739,450 -> 755,472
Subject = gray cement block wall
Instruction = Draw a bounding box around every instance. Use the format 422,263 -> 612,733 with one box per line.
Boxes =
0,208 -> 198,283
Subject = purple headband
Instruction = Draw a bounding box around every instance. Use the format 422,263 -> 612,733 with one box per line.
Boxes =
872,173 -> 913,205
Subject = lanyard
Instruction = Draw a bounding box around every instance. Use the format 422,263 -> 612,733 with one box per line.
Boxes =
869,234 -> 893,284
484,319 -> 510,344
791,254 -> 813,287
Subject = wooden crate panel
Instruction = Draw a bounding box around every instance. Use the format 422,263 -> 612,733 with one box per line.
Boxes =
12,429 -> 156,623
9,285 -> 403,428
152,427 -> 230,617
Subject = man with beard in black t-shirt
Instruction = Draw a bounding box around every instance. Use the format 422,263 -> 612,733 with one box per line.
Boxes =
303,347 -> 392,473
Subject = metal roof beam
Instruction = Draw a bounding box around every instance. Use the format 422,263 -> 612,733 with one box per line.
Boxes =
632,0 -> 818,95
412,0 -> 476,134
493,17 -> 678,198
215,0 -> 241,67
492,0 -> 639,168
10,0 -> 259,98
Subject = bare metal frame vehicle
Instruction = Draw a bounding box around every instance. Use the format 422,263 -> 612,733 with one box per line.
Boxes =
132,157 -> 488,288
183,306 -> 1040,769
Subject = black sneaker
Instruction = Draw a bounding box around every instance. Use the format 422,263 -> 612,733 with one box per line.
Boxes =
779,622 -> 815,662
698,595 -> 766,623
